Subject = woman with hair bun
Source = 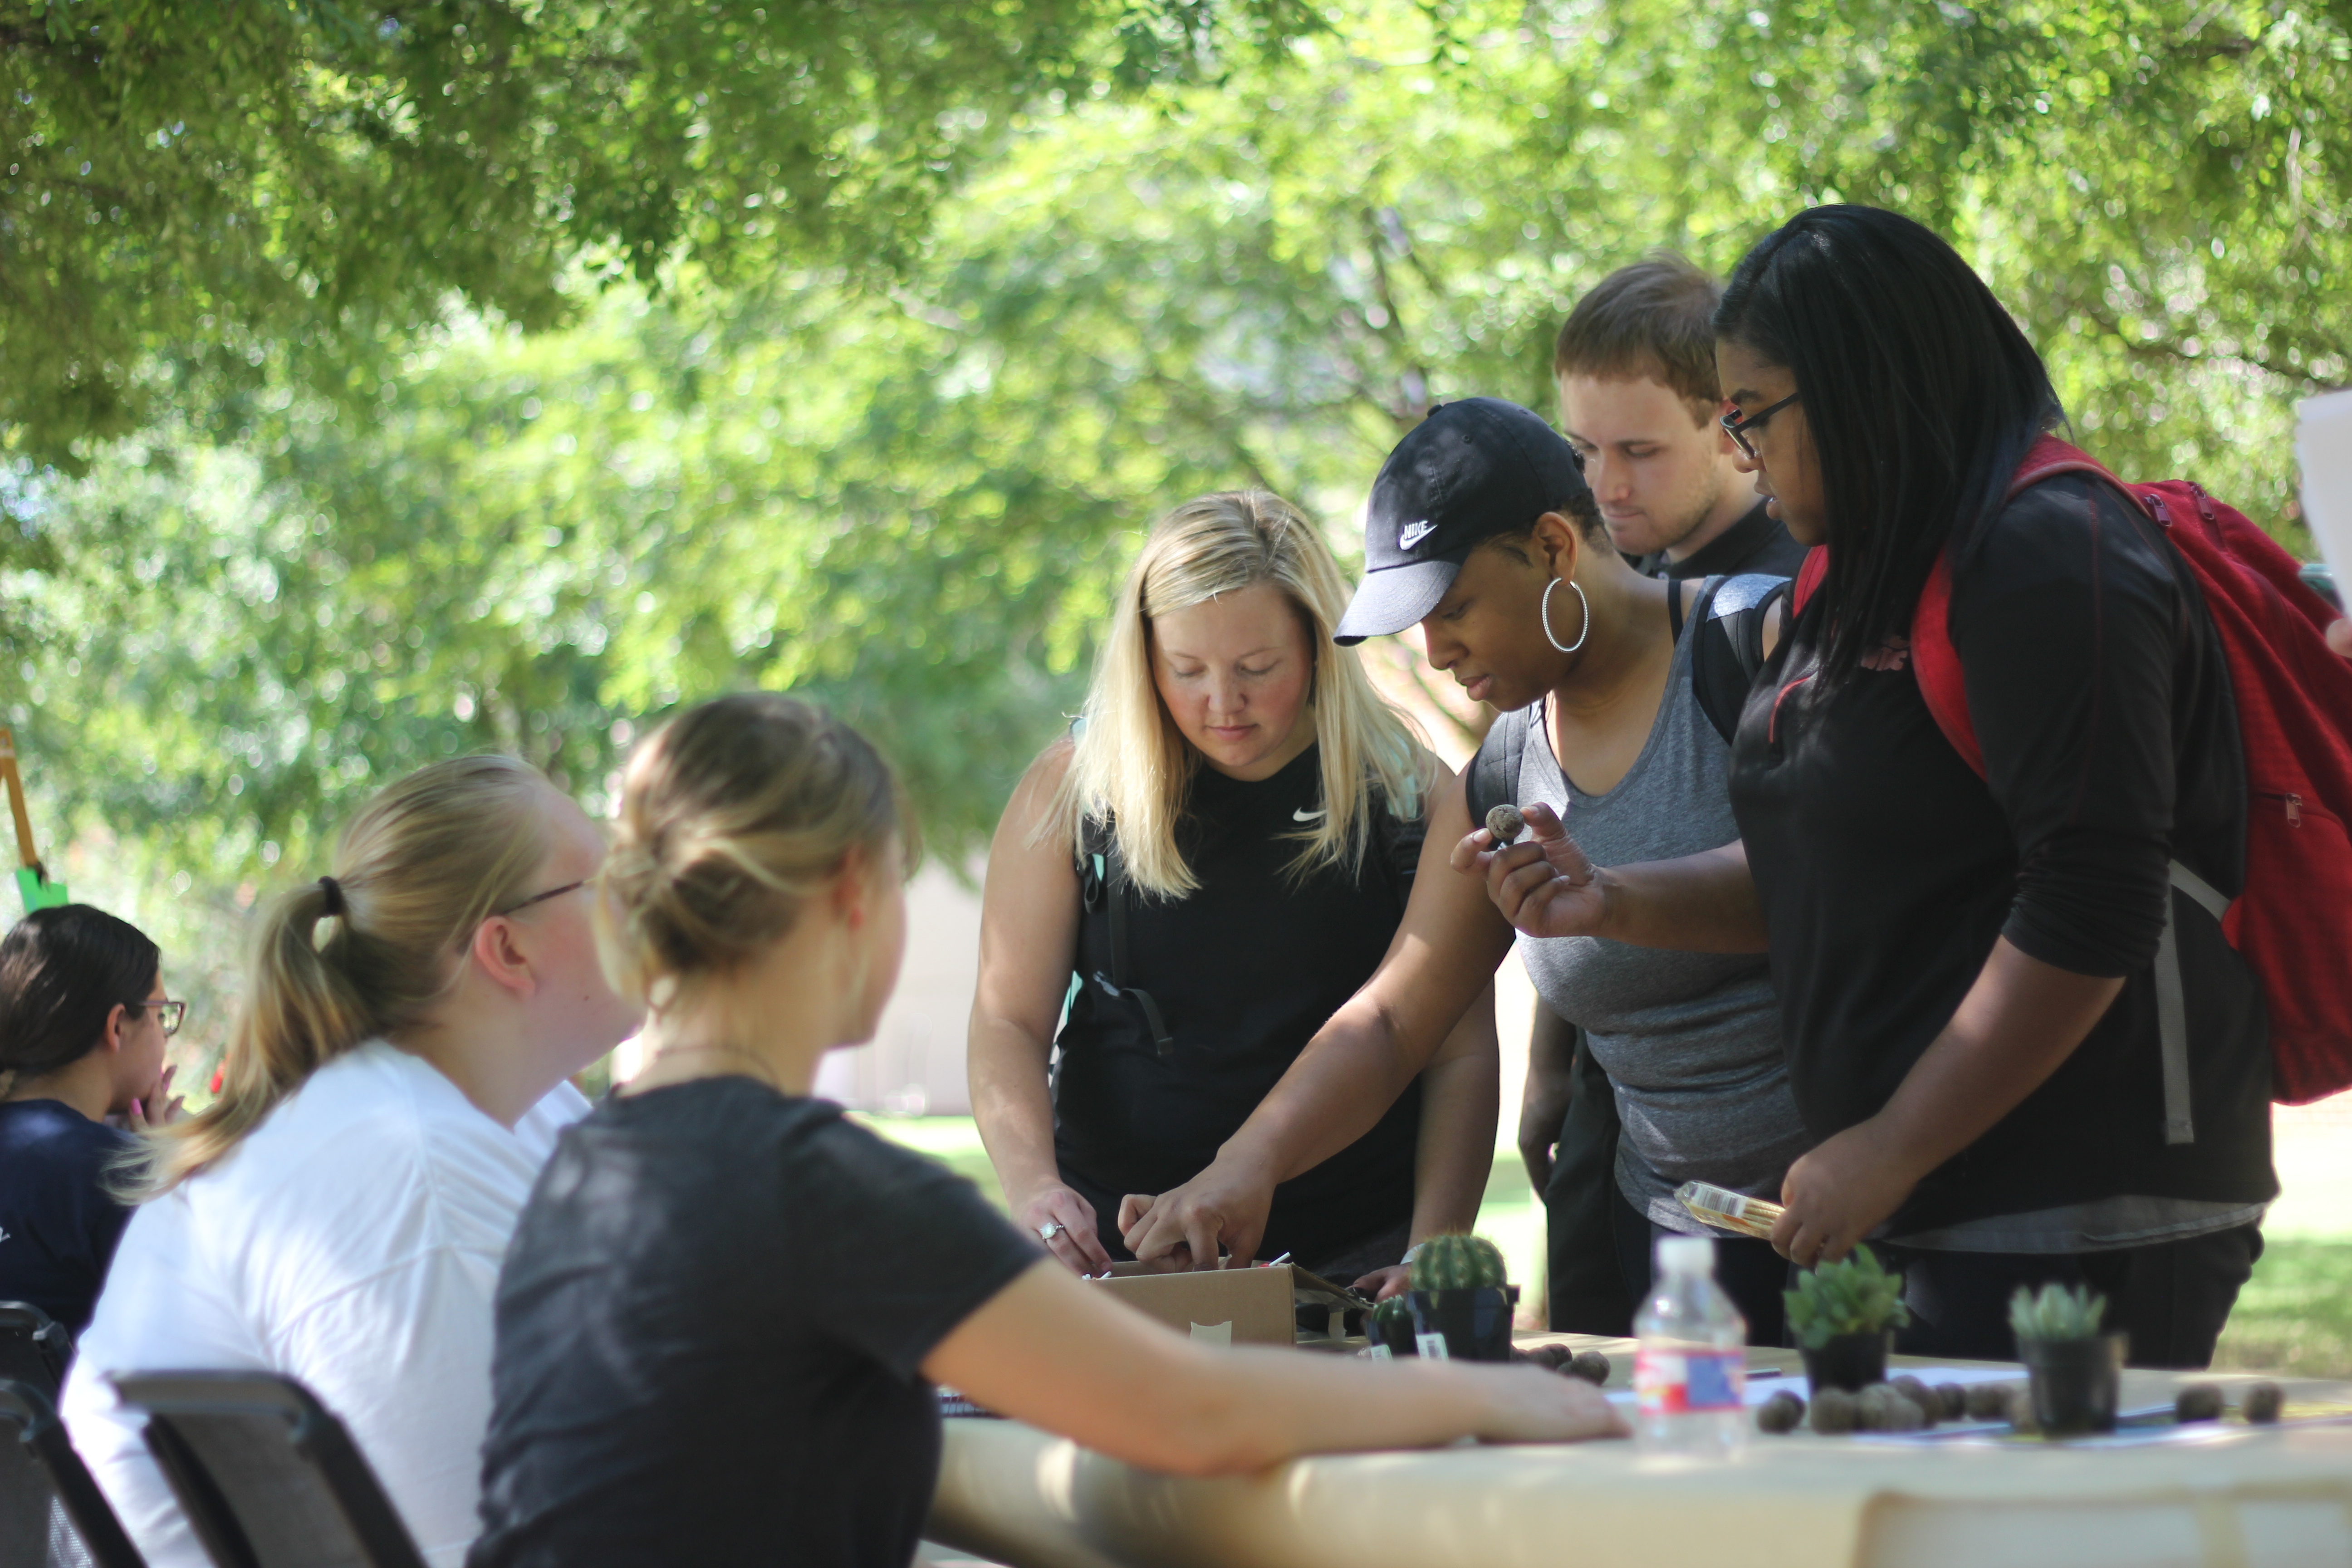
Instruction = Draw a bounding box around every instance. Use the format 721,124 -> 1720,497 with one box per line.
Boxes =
969,490 -> 1497,1289
63,755 -> 642,1568
0,903 -> 181,1337
469,691 -> 1617,1568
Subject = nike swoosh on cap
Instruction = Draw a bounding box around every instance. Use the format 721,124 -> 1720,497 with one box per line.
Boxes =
1398,520 -> 1436,550
1293,807 -> 1327,822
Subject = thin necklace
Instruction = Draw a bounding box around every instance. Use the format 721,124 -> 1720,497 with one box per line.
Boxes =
647,1041 -> 787,1094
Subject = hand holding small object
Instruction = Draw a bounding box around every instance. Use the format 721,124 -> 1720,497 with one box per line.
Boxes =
1451,801 -> 1607,940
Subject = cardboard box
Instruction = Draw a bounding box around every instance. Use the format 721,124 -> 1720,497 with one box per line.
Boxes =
1084,1261 -> 1301,1347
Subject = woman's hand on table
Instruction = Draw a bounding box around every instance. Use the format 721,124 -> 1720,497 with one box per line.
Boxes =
1462,1363 -> 1629,1444
1352,1264 -> 1411,1301
1770,1118 -> 1923,1266
1015,1183 -> 1115,1274
1452,803 -> 1609,940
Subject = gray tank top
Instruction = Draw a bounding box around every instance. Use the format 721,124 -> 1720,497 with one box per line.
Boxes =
1514,612 -> 1811,1232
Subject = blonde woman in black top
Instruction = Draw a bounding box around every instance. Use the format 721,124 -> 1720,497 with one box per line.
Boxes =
970,491 -> 1498,1287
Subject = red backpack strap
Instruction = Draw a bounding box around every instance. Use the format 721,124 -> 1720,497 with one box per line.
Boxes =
1909,555 -> 1983,779
1907,436 -> 2132,782
1791,544 -> 1828,617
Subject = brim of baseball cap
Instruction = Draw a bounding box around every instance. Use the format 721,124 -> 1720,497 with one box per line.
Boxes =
1334,557 -> 1460,645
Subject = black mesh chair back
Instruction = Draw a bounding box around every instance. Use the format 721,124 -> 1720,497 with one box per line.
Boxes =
0,1378 -> 144,1568
0,1306 -> 73,1403
109,1374 -> 425,1568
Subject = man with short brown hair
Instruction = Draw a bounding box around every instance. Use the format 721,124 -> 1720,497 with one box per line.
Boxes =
1554,253 -> 1803,580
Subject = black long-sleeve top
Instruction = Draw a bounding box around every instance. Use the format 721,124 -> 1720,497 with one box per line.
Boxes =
1730,475 -> 2274,1233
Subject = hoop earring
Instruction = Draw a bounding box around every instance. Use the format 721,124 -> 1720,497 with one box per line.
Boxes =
1541,577 -> 1590,655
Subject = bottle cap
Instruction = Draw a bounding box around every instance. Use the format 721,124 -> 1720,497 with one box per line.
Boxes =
1656,1235 -> 1715,1275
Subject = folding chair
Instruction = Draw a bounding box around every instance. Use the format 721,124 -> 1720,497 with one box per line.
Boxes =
0,1378 -> 144,1568
0,1305 -> 73,1403
109,1373 -> 425,1568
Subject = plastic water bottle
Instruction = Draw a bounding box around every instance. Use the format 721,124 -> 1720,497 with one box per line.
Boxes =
1633,1235 -> 1748,1456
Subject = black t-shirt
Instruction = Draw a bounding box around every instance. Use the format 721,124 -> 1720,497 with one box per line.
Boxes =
470,1080 -> 1040,1568
0,1099 -> 135,1335
1052,745 -> 1426,1262
1729,475 -> 2274,1231
1634,500 -> 1809,581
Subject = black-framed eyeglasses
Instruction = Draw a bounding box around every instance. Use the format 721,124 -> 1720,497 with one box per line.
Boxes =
1720,392 -> 1801,459
128,999 -> 187,1037
493,879 -> 588,918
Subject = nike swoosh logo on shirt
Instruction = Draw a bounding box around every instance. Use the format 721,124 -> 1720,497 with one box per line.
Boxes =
1294,807 -> 1326,822
1398,521 -> 1436,550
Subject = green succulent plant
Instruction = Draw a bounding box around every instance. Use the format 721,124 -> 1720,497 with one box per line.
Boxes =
1784,1245 -> 1912,1350
1408,1233 -> 1509,1292
2008,1282 -> 2108,1342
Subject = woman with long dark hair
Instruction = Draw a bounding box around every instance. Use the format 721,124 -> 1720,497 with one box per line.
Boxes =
1466,205 -> 2273,1366
0,904 -> 179,1335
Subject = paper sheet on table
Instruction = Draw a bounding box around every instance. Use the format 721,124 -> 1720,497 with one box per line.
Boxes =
1606,1364 -> 2017,1408
2298,387 -> 2352,587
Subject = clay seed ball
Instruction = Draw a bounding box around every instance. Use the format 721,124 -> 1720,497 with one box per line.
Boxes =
1858,1383 -> 1926,1432
2175,1384 -> 2224,1424
1485,803 -> 1525,845
1890,1376 -> 1939,1426
2007,1386 -> 2041,1436
1534,1343 -> 1573,1371
1809,1387 -> 1859,1435
1570,1351 -> 1611,1386
2243,1382 -> 2285,1423
1756,1390 -> 1806,1434
1935,1383 -> 1969,1421
1964,1381 -> 2011,1421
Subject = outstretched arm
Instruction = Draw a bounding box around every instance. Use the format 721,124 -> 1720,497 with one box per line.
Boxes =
924,1261 -> 1623,1474
1123,769 -> 1516,1270
968,743 -> 1114,1274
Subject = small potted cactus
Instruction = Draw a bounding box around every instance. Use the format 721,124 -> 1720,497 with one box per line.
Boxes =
1405,1233 -> 1514,1362
1369,1294 -> 1420,1357
1785,1245 -> 1911,1395
2010,1283 -> 2122,1436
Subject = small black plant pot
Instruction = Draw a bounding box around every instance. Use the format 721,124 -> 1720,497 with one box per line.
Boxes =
2019,1333 -> 2123,1436
1407,1287 -> 1514,1362
1372,1305 -> 1421,1357
1800,1330 -> 1892,1396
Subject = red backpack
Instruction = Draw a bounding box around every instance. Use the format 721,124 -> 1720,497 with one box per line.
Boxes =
1793,436 -> 2352,1106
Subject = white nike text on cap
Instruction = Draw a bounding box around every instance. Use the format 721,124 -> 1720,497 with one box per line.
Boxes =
1398,521 -> 1436,550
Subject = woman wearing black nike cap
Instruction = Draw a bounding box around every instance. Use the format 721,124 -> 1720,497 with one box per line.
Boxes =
969,490 -> 1499,1292
1121,400 -> 1813,1342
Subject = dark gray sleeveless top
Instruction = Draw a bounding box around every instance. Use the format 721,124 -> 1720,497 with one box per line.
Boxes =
1514,612 -> 1810,1231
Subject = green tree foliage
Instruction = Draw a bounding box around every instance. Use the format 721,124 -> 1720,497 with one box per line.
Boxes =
0,0 -> 1307,468
6,0 -> 2346,1043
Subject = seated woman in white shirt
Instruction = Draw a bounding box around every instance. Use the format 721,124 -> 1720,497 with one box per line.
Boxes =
62,754 -> 642,1568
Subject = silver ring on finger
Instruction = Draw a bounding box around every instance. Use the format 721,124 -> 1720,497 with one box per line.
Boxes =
1038,1221 -> 1064,1242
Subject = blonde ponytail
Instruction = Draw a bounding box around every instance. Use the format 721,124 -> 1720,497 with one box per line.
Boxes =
121,754 -> 558,1198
